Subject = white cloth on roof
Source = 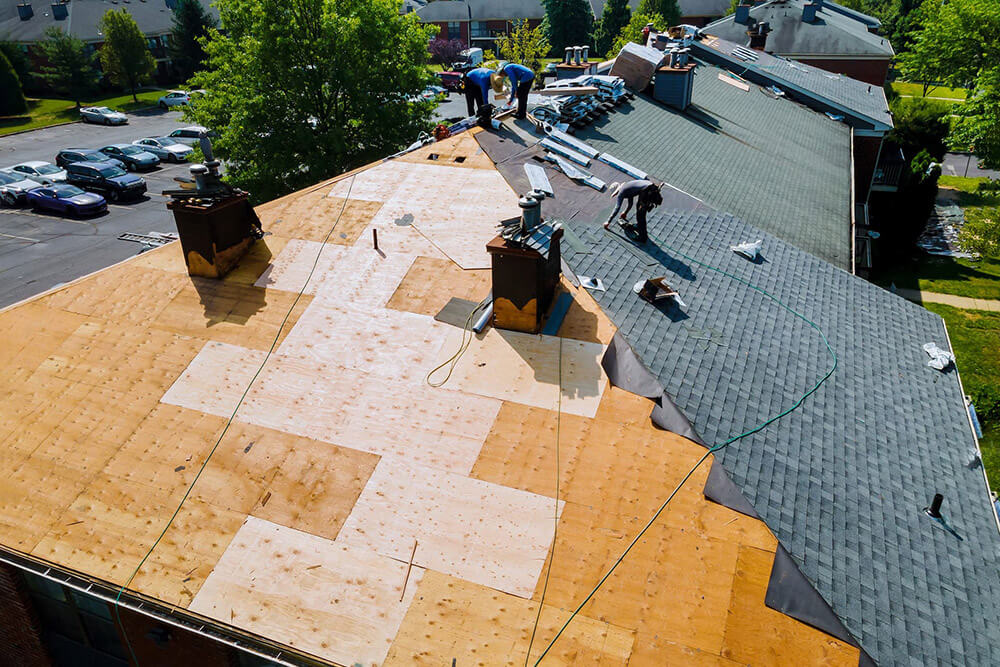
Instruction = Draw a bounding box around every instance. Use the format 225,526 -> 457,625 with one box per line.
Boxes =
923,342 -> 954,371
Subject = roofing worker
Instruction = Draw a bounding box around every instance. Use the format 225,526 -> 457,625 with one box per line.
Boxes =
497,61 -> 535,120
463,66 -> 495,117
603,180 -> 664,243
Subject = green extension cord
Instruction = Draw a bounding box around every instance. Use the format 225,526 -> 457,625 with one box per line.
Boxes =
531,230 -> 838,665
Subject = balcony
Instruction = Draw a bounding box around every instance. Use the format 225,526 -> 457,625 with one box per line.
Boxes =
872,144 -> 905,192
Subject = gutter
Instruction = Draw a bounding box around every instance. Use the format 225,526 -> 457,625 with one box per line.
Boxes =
849,126 -> 856,274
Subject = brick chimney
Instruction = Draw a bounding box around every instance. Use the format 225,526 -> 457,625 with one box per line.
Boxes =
654,48 -> 695,111
735,2 -> 752,24
747,21 -> 770,51
802,2 -> 819,22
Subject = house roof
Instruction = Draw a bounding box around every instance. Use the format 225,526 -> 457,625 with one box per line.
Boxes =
477,125 -> 1000,665
822,0 -> 881,29
0,129 -> 867,666
693,33 -> 893,131
574,60 -> 854,269
0,0 -> 217,44
704,0 -> 894,58
415,0 -> 470,22
589,0 -> 731,19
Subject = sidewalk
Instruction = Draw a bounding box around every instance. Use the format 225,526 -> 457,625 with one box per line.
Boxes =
895,288 -> 1000,312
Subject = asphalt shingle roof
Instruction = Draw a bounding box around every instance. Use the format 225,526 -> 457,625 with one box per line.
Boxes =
555,204 -> 1000,667
693,34 -> 893,130
705,0 -> 894,58
574,62 -> 853,269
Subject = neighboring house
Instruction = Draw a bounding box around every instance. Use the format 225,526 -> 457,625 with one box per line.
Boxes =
0,77 -> 997,667
418,0 -> 731,47
704,0 -> 894,86
0,0 -> 219,81
691,33 -> 896,210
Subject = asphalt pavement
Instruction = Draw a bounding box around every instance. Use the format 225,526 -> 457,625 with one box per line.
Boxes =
0,108 -> 190,308
942,152 -> 1000,180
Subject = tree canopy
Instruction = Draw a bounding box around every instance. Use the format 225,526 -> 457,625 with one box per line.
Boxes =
428,37 -> 466,66
99,9 -> 156,102
888,97 -> 950,162
541,0 -> 594,55
0,48 -> 27,116
186,0 -> 436,203
38,27 -> 100,108
591,0 -> 631,57
637,0 -> 680,27
169,0 -> 217,81
606,11 -> 665,59
495,19 -> 551,74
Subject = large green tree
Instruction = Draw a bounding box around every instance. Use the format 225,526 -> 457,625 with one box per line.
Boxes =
541,0 -> 594,55
38,28 -> 99,108
952,69 -> 1000,170
0,48 -> 27,115
186,0 -> 436,203
637,0 -> 680,27
592,0 -> 631,57
495,19 -> 550,74
169,0 -> 217,81
606,11 -> 665,59
99,9 -> 156,102
0,41 -> 31,89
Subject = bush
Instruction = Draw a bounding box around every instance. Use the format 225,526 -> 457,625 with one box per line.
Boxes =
971,383 -> 1000,424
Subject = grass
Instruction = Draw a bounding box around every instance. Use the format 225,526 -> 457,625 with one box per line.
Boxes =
890,81 -> 968,101
925,303 -> 1000,486
939,175 -> 990,194
877,254 -> 1000,299
0,89 -> 164,136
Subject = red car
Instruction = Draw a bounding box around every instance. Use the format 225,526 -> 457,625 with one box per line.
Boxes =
436,71 -> 464,92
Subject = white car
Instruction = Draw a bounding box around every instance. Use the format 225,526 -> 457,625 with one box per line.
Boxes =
166,126 -> 215,146
158,91 -> 191,109
8,161 -> 67,184
80,106 -> 128,125
0,170 -> 39,206
133,137 -> 195,162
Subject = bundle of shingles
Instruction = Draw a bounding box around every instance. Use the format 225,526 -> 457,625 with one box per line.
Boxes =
531,75 -> 634,129
532,127 -> 648,192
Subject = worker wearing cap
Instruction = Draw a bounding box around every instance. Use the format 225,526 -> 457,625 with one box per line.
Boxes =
463,67 -> 495,117
604,180 -> 664,243
497,62 -> 535,120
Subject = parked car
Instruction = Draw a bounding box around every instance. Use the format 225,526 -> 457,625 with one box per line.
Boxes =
65,161 -> 146,202
158,90 -> 191,109
0,170 -> 38,206
132,137 -> 194,163
55,148 -> 125,170
451,47 -> 484,73
435,71 -> 463,91
25,184 -> 107,217
79,106 -> 128,125
98,144 -> 161,171
421,85 -> 449,102
8,161 -> 67,184
165,126 -> 215,146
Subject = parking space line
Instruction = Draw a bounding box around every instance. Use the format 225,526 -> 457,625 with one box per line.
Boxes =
0,231 -> 40,242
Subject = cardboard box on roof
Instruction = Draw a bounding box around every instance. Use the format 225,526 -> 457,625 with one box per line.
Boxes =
610,42 -> 666,91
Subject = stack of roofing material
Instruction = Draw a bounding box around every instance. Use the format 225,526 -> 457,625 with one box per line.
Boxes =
609,42 -> 667,90
532,74 -> 631,128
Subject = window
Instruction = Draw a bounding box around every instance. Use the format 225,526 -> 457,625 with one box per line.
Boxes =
470,21 -> 490,39
447,21 -> 461,40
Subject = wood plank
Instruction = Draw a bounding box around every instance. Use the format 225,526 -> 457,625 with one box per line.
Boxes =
190,517 -> 422,667
395,132 -> 497,171
385,255 -> 491,319
337,458 -> 562,598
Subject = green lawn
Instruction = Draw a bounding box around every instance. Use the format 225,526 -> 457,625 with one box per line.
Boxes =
925,303 -> 1000,486
877,255 -> 1000,299
0,89 -> 163,136
890,81 -> 968,101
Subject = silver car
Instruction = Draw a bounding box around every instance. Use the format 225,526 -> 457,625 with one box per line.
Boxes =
80,106 -> 129,125
132,137 -> 195,163
0,170 -> 38,206
8,161 -> 67,184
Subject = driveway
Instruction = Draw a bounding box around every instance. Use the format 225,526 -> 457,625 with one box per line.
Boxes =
942,152 -> 1000,180
0,108 -> 191,308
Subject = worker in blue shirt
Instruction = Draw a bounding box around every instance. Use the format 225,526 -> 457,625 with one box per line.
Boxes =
463,67 -> 494,117
497,62 -> 535,119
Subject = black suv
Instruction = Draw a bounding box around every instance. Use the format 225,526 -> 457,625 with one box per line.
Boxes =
64,161 -> 147,202
55,148 -> 125,170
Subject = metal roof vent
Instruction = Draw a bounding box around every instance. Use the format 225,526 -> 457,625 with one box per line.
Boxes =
924,493 -> 943,519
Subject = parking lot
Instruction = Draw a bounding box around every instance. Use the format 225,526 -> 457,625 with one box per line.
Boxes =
0,108 -> 189,308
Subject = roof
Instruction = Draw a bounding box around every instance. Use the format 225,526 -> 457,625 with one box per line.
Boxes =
0,0 -> 218,44
693,34 -> 892,131
0,129 -> 864,666
589,0 -> 730,19
822,0 -> 881,29
415,0 -> 470,22
477,124 -> 1000,664
704,0 -> 894,58
575,60 -> 854,269
416,0 -> 549,22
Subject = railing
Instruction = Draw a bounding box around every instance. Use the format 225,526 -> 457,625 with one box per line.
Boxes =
872,162 -> 903,188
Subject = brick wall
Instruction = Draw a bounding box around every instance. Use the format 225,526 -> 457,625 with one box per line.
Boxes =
0,564 -> 52,667
114,605 -> 240,667
795,57 -> 891,87
853,134 -> 884,202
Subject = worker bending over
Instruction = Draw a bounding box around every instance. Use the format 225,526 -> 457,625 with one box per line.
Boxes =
603,180 -> 664,243
463,67 -> 495,117
497,62 -> 535,120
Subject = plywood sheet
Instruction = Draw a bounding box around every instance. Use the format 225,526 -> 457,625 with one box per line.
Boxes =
161,342 -> 501,474
556,281 -> 619,345
385,255 -> 491,319
328,161 -> 520,269
338,458 -> 562,598
190,517 -> 422,667
265,195 -> 382,245
434,327 -> 607,418
395,132 -> 496,171
385,570 -> 634,666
